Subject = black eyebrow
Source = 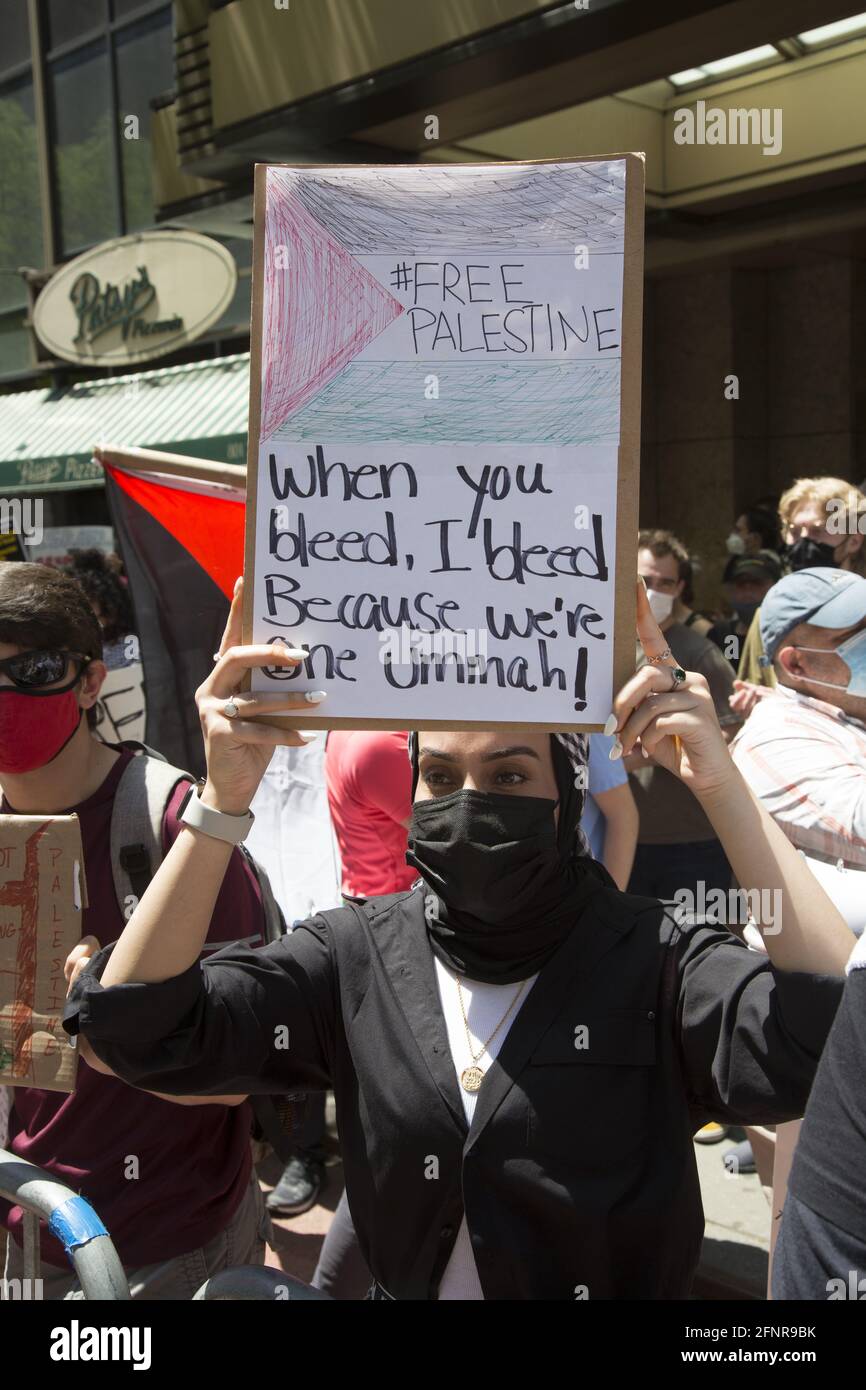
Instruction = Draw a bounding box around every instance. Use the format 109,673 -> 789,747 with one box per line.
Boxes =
418,745 -> 541,763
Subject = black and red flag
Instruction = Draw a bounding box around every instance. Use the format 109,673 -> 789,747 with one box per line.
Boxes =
97,447 -> 245,777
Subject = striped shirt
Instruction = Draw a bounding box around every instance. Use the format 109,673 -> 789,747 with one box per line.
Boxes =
731,685 -> 866,870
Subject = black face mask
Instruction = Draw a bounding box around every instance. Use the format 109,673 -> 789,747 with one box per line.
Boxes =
787,537 -> 839,571
406,755 -> 608,984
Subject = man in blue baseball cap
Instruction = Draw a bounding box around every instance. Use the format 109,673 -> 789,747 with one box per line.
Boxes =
731,566 -> 866,929
727,567 -> 866,1178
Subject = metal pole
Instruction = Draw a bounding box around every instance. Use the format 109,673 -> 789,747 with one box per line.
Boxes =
22,1210 -> 40,1282
0,1149 -> 130,1300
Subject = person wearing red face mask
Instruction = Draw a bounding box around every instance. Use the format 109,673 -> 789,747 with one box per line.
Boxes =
0,562 -> 285,1299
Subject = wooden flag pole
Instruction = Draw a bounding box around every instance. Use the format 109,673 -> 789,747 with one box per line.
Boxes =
93,445 -> 247,493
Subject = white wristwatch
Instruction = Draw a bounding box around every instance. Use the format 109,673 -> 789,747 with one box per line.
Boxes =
178,784 -> 255,845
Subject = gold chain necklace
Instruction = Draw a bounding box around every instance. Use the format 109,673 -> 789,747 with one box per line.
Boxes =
455,975 -> 528,1093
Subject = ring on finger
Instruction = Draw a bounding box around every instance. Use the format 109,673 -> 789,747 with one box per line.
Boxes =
223,699 -> 240,719
668,666 -> 687,692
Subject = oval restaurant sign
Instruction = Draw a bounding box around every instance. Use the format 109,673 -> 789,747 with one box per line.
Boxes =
32,230 -> 237,367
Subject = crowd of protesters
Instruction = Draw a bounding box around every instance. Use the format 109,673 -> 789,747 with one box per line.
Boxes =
0,470 -> 865,1300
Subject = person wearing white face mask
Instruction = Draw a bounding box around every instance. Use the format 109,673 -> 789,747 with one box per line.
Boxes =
724,505 -> 781,562
626,531 -> 742,904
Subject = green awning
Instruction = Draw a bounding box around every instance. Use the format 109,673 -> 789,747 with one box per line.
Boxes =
0,352 -> 250,492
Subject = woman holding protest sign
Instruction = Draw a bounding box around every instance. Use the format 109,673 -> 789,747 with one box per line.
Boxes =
64,579 -> 853,1300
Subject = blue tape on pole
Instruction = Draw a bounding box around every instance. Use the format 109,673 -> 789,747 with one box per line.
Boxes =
47,1197 -> 109,1255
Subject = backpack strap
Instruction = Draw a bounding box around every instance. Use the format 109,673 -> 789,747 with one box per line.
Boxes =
115,739 -> 169,763
238,845 -> 287,944
110,750 -> 192,919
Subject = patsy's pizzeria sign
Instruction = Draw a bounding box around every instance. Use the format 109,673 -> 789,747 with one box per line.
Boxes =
33,230 -> 237,367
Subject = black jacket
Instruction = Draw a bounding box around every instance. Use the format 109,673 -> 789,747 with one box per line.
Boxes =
64,881 -> 842,1300
773,960 -> 866,1297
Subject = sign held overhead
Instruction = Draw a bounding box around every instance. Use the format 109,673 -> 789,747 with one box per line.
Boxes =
244,157 -> 645,730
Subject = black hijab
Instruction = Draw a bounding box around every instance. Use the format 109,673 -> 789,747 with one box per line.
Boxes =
405,732 -> 611,983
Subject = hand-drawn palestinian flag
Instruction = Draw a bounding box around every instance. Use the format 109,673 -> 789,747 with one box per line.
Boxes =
103,456 -> 244,776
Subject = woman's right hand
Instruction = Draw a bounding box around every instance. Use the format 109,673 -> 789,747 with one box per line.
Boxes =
610,580 -> 735,803
195,577 -> 324,814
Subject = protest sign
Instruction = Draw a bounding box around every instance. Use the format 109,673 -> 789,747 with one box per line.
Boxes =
244,156 -> 644,729
0,815 -> 86,1092
92,660 -> 147,746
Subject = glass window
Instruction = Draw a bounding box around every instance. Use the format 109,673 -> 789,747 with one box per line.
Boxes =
0,0 -> 31,72
50,42 -> 118,254
112,0 -> 159,18
47,0 -> 107,50
115,10 -> 173,231
0,310 -> 31,377
0,80 -> 43,313
209,238 -> 250,335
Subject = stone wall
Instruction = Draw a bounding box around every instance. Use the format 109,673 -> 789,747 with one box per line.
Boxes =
640,257 -> 866,611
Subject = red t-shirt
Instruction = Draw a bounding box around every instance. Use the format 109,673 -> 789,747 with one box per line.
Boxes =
325,731 -> 415,898
1,748 -> 264,1269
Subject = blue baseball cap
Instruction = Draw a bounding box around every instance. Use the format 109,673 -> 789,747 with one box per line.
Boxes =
760,567 -> 866,663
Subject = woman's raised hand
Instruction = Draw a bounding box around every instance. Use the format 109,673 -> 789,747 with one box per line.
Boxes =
65,935 -> 100,993
608,580 -> 735,801
196,578 -> 323,815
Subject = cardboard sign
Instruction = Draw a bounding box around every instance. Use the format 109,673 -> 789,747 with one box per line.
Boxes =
92,660 -> 147,746
244,157 -> 644,730
0,815 -> 86,1092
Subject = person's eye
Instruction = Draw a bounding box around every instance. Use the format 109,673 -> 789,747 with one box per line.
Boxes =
494,769 -> 528,787
422,768 -> 454,789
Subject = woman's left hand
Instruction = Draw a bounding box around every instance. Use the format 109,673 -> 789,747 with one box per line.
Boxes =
609,581 -> 735,801
65,935 -> 100,993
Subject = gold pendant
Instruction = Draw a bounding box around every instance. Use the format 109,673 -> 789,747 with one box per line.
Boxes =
461,1066 -> 485,1093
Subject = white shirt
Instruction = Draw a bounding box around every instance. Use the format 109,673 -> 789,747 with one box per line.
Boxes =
731,686 -> 866,936
731,686 -> 866,871
432,955 -> 538,1299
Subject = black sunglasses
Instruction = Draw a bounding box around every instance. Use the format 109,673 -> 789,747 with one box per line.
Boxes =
0,649 -> 92,690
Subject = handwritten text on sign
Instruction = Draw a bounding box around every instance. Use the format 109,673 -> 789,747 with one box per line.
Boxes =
0,816 -> 84,1092
254,442 -> 616,719
250,160 -> 629,724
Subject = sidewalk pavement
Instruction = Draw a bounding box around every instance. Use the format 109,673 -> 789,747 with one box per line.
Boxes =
695,1129 -> 770,1298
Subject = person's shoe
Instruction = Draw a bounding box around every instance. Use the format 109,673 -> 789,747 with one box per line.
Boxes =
722,1139 -> 756,1175
266,1155 -> 324,1216
694,1122 -> 729,1144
